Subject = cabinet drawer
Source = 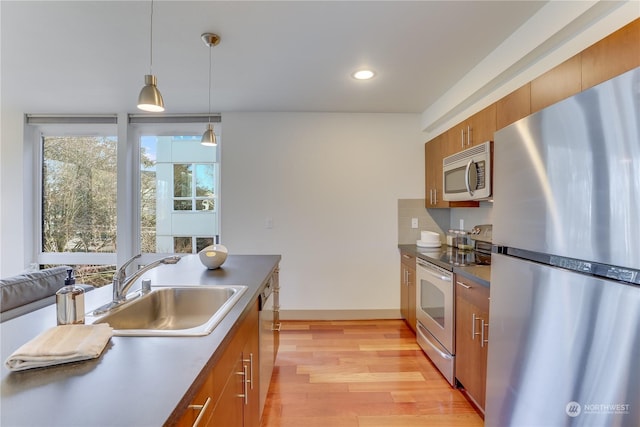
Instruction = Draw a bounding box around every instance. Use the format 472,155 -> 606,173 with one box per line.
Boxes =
401,252 -> 415,268
455,275 -> 489,310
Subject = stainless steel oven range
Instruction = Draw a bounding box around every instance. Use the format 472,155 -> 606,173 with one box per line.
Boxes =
416,257 -> 455,386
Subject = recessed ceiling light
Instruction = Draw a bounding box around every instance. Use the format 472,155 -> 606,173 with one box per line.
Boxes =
352,70 -> 375,80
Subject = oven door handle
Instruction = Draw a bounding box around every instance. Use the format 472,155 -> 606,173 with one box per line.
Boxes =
417,323 -> 453,360
419,266 -> 450,282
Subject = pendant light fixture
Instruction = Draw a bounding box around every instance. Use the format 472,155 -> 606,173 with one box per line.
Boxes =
201,32 -> 220,146
137,0 -> 165,112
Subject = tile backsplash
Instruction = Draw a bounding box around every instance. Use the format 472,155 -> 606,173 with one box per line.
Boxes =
397,199 -> 450,244
397,200 -> 493,245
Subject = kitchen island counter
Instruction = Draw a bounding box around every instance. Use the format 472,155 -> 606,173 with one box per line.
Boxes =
0,254 -> 280,427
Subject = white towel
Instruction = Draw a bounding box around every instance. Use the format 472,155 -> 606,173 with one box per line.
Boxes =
5,324 -> 113,371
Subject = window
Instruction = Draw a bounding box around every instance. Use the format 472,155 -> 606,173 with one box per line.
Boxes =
30,117 -> 119,286
42,135 -> 117,253
28,115 -> 221,285
137,127 -> 219,255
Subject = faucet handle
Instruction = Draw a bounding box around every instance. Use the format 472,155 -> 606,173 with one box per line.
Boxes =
115,254 -> 142,280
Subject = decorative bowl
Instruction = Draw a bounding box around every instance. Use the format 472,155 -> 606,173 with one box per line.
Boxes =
198,244 -> 228,269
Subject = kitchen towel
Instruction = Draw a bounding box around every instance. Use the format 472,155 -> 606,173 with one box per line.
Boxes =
5,323 -> 113,371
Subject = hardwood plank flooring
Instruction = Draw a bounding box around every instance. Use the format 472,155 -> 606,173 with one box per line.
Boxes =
261,320 -> 483,427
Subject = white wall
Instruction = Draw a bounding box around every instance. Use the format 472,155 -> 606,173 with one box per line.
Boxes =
0,109 -> 28,277
220,112 -> 424,316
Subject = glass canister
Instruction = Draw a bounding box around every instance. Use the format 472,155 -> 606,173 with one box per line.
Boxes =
446,230 -> 456,247
456,230 -> 473,251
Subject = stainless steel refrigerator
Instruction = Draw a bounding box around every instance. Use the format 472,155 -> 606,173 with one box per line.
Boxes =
486,67 -> 640,426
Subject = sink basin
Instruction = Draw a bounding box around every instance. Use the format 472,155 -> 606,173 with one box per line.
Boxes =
91,285 -> 247,336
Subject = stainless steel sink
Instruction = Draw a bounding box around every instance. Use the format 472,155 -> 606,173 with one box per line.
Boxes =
91,285 -> 247,336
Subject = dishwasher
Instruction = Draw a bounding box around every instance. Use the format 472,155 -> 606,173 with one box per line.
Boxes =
259,268 -> 280,415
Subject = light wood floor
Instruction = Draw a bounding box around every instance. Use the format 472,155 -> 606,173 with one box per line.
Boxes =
261,319 -> 483,427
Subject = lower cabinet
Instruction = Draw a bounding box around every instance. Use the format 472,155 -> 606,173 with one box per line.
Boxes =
178,300 -> 260,427
455,275 -> 489,413
400,251 -> 416,333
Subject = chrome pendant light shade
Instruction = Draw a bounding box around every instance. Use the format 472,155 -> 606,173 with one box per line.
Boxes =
138,74 -> 165,112
201,33 -> 220,146
201,123 -> 217,146
137,0 -> 165,112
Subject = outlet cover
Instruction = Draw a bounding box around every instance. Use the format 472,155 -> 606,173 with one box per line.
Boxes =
411,218 -> 418,229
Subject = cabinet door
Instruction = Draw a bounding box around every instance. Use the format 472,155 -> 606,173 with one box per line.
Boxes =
447,104 -> 496,152
468,104 -> 496,146
400,252 -> 416,332
496,83 -> 530,130
209,358 -> 244,427
582,19 -> 640,91
243,320 -> 260,427
425,136 -> 448,208
531,54 -> 582,113
407,264 -> 416,333
455,275 -> 489,411
176,375 -> 214,427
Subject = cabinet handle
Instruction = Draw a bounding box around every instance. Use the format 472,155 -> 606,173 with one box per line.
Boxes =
456,281 -> 471,289
189,397 -> 212,427
237,365 -> 248,404
242,353 -> 254,390
481,319 -> 489,347
429,189 -> 433,205
472,313 -> 482,340
467,125 -> 472,146
461,128 -> 465,149
434,189 -> 437,204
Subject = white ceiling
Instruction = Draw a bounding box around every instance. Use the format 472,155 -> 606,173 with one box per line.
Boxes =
1,0 -> 550,117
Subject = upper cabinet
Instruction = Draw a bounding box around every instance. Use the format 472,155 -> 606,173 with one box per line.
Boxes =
530,55 -> 582,113
424,19 -> 638,209
496,83 -> 531,130
425,134 -> 448,208
531,19 -> 639,114
582,19 -> 640,91
446,104 -> 496,156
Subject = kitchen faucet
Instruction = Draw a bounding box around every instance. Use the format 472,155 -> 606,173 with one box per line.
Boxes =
93,254 -> 181,315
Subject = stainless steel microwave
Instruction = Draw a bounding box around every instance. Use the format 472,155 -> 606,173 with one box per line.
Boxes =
442,140 -> 492,201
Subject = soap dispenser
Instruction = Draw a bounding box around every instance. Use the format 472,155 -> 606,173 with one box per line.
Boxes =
56,268 -> 85,325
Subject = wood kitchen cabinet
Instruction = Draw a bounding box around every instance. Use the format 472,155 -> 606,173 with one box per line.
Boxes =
400,251 -> 416,333
496,83 -> 531,130
531,54 -> 582,113
446,103 -> 496,154
424,134 -> 447,208
581,19 -> 640,91
177,300 -> 260,427
455,275 -> 490,413
425,135 -> 481,209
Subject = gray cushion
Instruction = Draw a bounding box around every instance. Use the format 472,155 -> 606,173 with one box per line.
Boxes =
0,266 -> 94,322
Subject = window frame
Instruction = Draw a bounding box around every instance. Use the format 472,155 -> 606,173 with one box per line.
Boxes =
28,115 -> 221,270
31,120 -> 119,267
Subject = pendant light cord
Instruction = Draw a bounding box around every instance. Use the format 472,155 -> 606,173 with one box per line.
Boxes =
208,44 -> 212,125
149,0 -> 154,75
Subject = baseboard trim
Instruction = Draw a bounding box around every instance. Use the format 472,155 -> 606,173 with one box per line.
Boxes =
279,309 -> 401,321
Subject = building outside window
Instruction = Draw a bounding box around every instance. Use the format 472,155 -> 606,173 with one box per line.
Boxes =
139,134 -> 219,255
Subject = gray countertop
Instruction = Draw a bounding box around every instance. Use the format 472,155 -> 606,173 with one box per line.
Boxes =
0,254 -> 280,427
398,244 -> 491,287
